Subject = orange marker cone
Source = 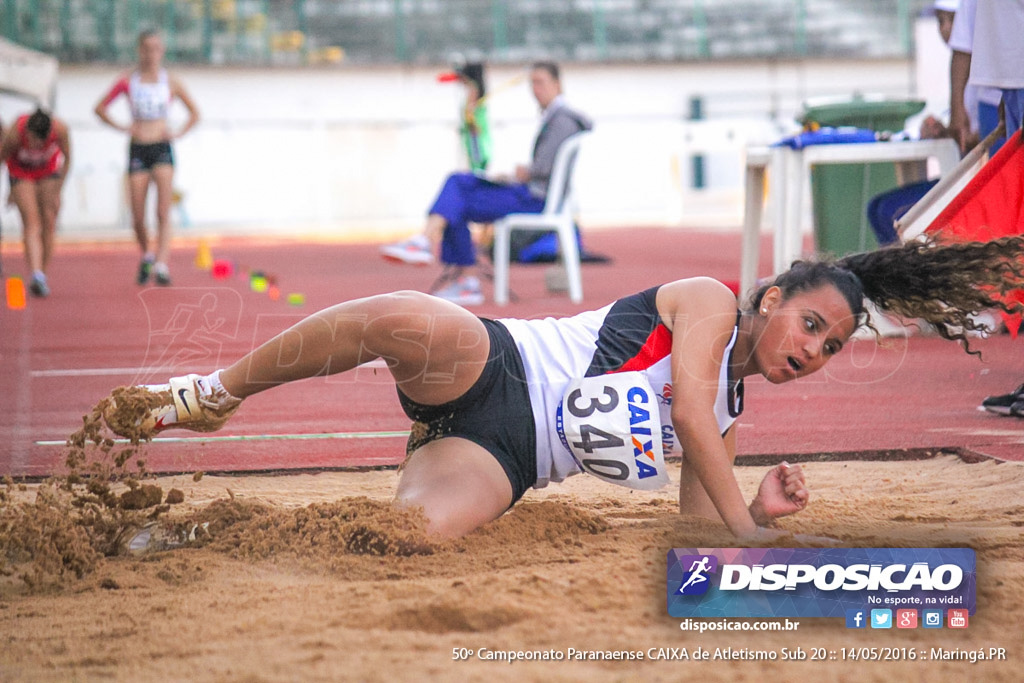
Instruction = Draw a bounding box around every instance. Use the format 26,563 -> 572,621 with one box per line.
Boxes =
6,276 -> 27,310
194,239 -> 213,270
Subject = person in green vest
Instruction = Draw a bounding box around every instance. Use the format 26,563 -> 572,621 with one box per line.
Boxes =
456,62 -> 491,173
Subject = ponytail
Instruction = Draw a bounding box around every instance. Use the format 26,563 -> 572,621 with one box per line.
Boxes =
749,236 -> 1024,356
837,236 -> 1024,355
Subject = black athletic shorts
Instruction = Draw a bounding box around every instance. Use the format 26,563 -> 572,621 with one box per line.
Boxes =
129,141 -> 174,173
9,171 -> 61,187
398,318 -> 538,504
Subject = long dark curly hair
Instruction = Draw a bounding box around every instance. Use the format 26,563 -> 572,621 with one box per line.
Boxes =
749,236 -> 1024,355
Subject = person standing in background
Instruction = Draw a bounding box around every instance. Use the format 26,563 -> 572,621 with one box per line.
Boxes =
94,29 -> 200,286
0,109 -> 71,298
864,0 -> 992,247
947,0 -> 1024,417
948,0 -> 1024,154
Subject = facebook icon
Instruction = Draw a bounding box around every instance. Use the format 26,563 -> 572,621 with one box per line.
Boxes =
845,609 -> 867,629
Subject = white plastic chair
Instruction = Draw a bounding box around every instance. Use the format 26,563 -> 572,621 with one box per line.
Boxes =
492,131 -> 589,305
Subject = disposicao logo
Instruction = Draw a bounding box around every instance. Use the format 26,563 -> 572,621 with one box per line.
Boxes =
667,548 -> 976,619
675,555 -> 718,595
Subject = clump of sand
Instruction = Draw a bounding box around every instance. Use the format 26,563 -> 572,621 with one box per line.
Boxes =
0,387 -> 182,590
2,389 -> 456,592
185,497 -> 437,559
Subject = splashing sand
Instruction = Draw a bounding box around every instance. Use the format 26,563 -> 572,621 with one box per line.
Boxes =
1,387 -> 184,588
2,455 -> 1021,681
1,390 -> 1021,680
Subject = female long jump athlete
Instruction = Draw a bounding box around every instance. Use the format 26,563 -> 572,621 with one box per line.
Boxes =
103,238 -> 1024,542
0,109 -> 71,298
94,29 -> 200,287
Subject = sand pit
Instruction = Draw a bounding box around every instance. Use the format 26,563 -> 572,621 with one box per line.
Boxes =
1,454 -> 1022,682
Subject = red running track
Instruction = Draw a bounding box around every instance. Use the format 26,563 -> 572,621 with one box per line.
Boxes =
1,228 -> 1022,478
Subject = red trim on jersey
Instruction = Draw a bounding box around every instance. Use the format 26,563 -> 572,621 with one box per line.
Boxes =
99,77 -> 130,107
6,114 -> 62,180
615,323 -> 673,373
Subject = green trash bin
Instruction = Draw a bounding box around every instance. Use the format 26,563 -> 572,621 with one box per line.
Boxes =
801,97 -> 926,257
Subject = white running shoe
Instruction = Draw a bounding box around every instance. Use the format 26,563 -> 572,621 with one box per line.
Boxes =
103,374 -> 241,437
380,235 -> 435,265
118,522 -> 186,556
117,521 -> 209,556
431,275 -> 485,306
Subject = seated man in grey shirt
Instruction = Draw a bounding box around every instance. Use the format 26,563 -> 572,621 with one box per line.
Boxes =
381,61 -> 592,305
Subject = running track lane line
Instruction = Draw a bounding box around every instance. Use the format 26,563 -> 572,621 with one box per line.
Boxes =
12,307 -> 34,475
31,359 -> 391,377
34,430 -> 411,446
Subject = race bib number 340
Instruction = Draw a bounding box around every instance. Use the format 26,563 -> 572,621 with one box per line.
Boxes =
556,372 -> 670,490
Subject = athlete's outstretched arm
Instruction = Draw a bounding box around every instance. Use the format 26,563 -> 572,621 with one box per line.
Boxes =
678,421 -> 810,525
677,423 -> 738,521
658,278 -> 762,539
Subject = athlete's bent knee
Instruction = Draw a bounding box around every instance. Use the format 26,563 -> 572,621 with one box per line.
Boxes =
381,290 -> 434,308
394,492 -> 466,539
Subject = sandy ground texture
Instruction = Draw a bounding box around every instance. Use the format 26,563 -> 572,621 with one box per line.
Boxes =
1,453 -> 1022,683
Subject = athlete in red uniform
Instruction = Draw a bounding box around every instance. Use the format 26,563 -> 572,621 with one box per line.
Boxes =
0,109 -> 71,297
95,29 -> 200,286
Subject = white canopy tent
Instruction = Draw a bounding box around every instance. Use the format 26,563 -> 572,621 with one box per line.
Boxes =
0,37 -> 58,108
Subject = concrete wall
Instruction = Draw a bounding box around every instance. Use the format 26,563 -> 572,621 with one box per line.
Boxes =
0,58 -> 922,241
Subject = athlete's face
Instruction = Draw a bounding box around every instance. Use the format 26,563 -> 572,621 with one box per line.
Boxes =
138,35 -> 165,69
460,76 -> 481,104
754,283 -> 857,384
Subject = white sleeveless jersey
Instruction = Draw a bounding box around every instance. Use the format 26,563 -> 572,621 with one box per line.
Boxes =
129,70 -> 171,121
499,285 -> 744,488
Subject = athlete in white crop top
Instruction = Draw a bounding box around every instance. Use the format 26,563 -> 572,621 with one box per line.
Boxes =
98,235 -> 1024,547
95,30 -> 200,288
126,69 -> 172,121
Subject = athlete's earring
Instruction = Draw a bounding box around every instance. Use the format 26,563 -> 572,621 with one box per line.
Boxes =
761,307 -> 767,314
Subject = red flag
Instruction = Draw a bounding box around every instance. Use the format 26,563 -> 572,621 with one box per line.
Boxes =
925,131 -> 1024,334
